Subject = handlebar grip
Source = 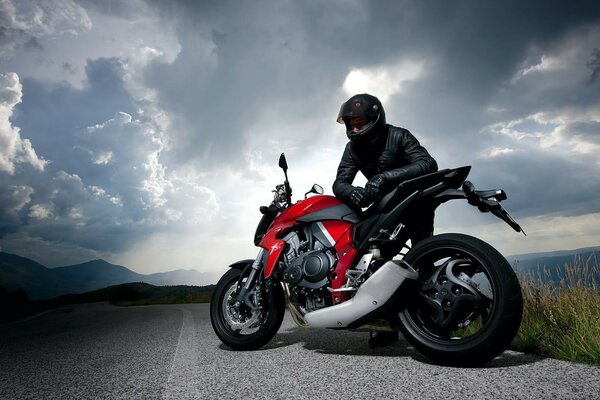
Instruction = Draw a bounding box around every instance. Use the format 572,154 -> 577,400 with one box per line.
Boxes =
462,181 -> 475,195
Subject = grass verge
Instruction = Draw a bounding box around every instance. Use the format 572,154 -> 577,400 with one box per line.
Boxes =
512,254 -> 600,365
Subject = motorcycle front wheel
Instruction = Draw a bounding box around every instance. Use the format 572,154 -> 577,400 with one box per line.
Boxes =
397,233 -> 523,366
210,267 -> 285,350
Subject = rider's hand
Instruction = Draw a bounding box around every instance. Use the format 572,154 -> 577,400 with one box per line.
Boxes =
365,174 -> 386,200
349,187 -> 372,208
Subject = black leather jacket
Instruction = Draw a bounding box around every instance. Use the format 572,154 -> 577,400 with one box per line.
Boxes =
333,125 -> 438,202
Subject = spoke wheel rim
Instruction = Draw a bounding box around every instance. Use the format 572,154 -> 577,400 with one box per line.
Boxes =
405,246 -> 497,343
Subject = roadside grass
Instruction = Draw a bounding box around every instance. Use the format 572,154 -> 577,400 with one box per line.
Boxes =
512,254 -> 600,365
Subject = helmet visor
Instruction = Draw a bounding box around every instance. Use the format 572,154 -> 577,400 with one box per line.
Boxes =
343,115 -> 376,135
344,116 -> 369,132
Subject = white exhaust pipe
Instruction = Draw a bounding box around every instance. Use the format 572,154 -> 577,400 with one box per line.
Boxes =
303,260 -> 418,328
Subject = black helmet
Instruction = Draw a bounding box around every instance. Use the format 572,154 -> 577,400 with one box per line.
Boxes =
337,93 -> 386,142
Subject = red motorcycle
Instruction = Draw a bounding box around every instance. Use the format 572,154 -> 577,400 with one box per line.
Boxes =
210,153 -> 524,365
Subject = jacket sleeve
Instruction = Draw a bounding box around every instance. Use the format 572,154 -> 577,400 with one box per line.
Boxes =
332,143 -> 359,201
380,128 -> 438,185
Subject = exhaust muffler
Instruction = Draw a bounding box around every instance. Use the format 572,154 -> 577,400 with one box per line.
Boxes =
303,260 -> 418,328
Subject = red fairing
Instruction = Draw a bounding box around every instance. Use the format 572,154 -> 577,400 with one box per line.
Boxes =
259,195 -> 351,278
330,227 -> 358,304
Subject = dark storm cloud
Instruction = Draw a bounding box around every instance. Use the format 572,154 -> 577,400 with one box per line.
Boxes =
569,121 -> 600,143
140,0 -> 600,160
133,0 -> 600,227
62,62 -> 77,75
142,0 -> 370,166
371,1 -> 600,144
587,48 -> 600,82
0,26 -> 28,55
0,184 -> 31,237
372,1 -> 600,92
2,0 -> 600,266
470,149 -> 600,218
24,37 -> 43,52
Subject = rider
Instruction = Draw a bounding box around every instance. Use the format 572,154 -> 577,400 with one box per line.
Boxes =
332,93 -> 438,347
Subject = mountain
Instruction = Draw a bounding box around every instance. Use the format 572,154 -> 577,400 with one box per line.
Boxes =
507,247 -> 600,271
506,246 -> 600,263
4,245 -> 598,301
43,282 -> 215,306
0,252 -> 222,300
507,247 -> 600,286
0,282 -> 215,323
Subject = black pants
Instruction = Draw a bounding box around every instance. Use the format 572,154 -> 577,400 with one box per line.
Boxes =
408,209 -> 435,245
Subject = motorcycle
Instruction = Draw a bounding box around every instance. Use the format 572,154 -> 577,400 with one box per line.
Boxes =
210,153 -> 524,365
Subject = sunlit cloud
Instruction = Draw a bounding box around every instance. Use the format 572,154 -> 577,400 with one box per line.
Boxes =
478,147 -> 515,158
342,59 -> 424,102
0,73 -> 47,174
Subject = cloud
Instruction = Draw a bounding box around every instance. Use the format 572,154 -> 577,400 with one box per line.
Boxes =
0,231 -> 110,267
478,147 -> 515,158
2,0 -> 600,270
29,203 -> 53,220
587,48 -> 600,83
0,72 -> 47,174
0,53 -> 219,261
1,0 -> 178,88
140,0 -> 375,169
342,60 -> 425,102
24,37 -> 43,52
0,0 -> 91,56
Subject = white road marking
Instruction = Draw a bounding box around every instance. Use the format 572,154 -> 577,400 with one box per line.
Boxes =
163,307 -> 201,400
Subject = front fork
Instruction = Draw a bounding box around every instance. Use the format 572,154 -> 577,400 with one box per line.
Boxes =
233,248 -> 266,311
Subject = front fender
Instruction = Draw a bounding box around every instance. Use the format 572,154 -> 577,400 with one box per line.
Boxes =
228,259 -> 254,270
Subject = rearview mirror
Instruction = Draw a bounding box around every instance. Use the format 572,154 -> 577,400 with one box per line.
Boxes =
278,153 -> 288,171
304,183 -> 324,199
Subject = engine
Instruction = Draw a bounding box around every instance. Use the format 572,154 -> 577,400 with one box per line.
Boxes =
280,229 -> 337,313
284,250 -> 336,288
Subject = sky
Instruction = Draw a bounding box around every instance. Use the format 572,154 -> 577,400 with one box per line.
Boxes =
1,0 -> 600,274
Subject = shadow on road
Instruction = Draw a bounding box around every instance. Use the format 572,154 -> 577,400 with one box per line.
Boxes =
219,325 -> 543,368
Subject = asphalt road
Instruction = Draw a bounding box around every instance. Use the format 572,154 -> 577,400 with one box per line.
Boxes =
0,303 -> 598,400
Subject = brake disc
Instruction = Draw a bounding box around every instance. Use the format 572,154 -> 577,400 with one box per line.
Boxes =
222,284 -> 262,330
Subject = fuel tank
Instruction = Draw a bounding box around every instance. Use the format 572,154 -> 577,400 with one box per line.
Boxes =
276,195 -> 359,225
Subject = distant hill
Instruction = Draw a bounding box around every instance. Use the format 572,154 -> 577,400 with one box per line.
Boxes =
507,247 -> 600,286
507,246 -> 600,263
0,252 -> 222,300
0,282 -> 215,323
42,282 -> 215,306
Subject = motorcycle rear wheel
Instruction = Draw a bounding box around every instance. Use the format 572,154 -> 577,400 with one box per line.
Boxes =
397,233 -> 523,366
210,268 -> 285,350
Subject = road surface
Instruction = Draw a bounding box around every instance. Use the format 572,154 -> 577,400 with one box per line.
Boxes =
0,303 -> 598,399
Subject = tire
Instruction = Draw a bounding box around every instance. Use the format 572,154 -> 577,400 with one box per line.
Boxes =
210,268 -> 285,350
397,233 -> 523,366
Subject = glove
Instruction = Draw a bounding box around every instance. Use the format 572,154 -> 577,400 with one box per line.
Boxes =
365,174 -> 386,200
349,187 -> 372,208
